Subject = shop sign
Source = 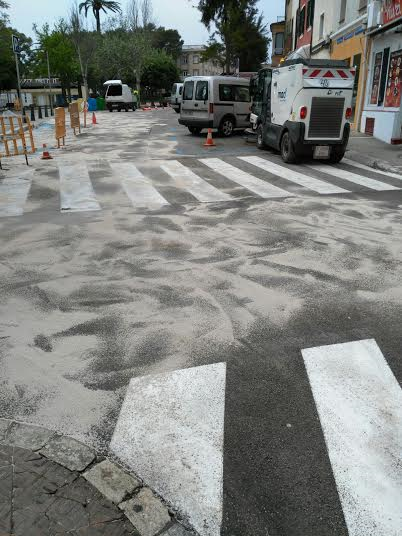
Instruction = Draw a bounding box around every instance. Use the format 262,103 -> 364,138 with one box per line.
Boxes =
382,0 -> 402,25
384,49 -> 402,108
335,26 -> 364,45
370,52 -> 383,105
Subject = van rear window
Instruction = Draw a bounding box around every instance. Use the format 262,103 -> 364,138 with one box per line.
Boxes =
195,81 -> 208,101
171,84 -> 177,96
183,81 -> 194,100
107,85 -> 122,96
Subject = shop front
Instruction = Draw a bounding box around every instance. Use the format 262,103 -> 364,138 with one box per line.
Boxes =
330,21 -> 367,130
362,1 -> 402,144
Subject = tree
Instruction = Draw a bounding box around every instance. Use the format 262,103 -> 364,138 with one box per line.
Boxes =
0,0 -> 9,24
78,0 -> 121,33
0,23 -> 33,90
141,50 -> 180,93
151,26 -> 183,60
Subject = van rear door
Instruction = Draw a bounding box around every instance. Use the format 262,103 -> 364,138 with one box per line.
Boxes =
193,80 -> 209,120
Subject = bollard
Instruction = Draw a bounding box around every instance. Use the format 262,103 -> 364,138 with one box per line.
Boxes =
30,105 -> 35,122
22,106 -> 27,123
38,106 -> 43,119
44,105 -> 49,117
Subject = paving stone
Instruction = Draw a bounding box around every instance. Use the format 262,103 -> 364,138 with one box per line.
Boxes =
84,459 -> 141,504
163,524 -> 195,536
39,434 -> 96,471
120,488 -> 171,536
4,422 -> 54,450
0,419 -> 12,441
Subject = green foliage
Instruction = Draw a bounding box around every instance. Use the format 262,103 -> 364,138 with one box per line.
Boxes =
79,0 -> 122,32
150,26 -> 183,59
0,22 -> 32,89
141,50 -> 180,92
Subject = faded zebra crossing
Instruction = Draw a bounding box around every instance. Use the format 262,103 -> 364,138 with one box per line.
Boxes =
1,155 -> 401,218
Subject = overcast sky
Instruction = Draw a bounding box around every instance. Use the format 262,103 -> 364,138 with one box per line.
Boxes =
8,0 -> 285,45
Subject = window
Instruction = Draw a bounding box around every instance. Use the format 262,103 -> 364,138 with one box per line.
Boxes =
183,81 -> 193,100
340,0 -> 347,23
193,69 -> 199,76
307,0 -> 315,29
351,53 -> 362,120
182,71 -> 188,77
195,80 -> 208,101
179,86 -> 183,95
107,85 -> 122,96
234,86 -> 250,102
358,0 -> 367,10
299,6 -> 306,36
219,84 -> 233,101
182,55 -> 188,64
274,32 -> 284,53
378,47 -> 390,106
319,13 -> 325,39
193,55 -> 199,64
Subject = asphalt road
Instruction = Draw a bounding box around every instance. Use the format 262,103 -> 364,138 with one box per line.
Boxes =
1,109 -> 401,536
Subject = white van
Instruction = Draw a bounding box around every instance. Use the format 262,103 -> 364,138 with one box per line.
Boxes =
179,76 -> 251,136
104,80 -> 136,112
170,83 -> 183,113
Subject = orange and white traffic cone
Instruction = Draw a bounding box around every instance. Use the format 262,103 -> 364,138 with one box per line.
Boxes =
204,128 -> 216,147
92,112 -> 97,125
40,143 -> 53,160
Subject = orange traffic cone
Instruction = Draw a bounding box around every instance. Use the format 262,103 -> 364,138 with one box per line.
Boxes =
204,128 -> 216,147
92,112 -> 97,125
40,143 -> 53,160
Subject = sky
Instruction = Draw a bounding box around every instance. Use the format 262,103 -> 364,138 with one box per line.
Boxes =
8,0 -> 285,45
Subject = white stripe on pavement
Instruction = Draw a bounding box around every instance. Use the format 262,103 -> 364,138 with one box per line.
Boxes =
59,163 -> 101,212
306,163 -> 400,191
200,157 -> 293,198
0,175 -> 32,217
342,158 -> 402,182
160,160 -> 232,202
110,363 -> 226,536
239,156 -> 349,195
302,339 -> 402,536
112,162 -> 169,207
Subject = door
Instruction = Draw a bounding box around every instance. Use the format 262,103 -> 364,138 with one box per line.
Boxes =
233,85 -> 251,127
193,80 -> 209,121
261,69 -> 272,125
181,80 -> 195,118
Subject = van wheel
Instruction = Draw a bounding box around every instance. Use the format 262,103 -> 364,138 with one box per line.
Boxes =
280,131 -> 298,164
109,108 -> 113,113
219,117 -> 235,137
329,146 -> 346,163
188,127 -> 201,135
257,125 -> 266,149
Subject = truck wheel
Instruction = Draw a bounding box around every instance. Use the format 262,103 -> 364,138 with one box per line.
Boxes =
188,127 -> 202,135
257,125 -> 266,149
219,117 -> 235,137
280,131 -> 298,164
329,146 -> 346,163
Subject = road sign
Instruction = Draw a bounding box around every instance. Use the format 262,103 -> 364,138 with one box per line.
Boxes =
12,35 -> 21,54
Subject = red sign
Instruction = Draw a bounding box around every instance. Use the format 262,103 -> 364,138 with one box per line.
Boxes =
384,49 -> 402,108
370,52 -> 383,105
383,0 -> 402,25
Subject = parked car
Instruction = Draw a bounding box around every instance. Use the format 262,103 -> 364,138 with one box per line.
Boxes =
104,80 -> 136,112
179,76 -> 251,137
170,83 -> 183,113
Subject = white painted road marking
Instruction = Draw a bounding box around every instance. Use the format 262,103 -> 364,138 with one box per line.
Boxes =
342,158 -> 402,182
201,157 -> 293,198
110,362 -> 226,536
240,156 -> 350,195
59,163 -> 101,212
160,160 -> 232,202
0,175 -> 32,217
302,339 -> 402,536
307,163 -> 400,191
112,162 -> 170,207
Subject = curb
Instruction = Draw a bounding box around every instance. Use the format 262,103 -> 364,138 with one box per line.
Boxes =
346,149 -> 402,175
0,417 -> 197,536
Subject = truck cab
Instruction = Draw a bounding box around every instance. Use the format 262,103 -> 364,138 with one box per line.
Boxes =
251,59 -> 355,164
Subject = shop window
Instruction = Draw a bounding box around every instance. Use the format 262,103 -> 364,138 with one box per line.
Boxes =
378,47 -> 390,106
340,0 -> 347,23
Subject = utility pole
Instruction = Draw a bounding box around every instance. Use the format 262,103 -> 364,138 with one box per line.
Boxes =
46,50 -> 53,114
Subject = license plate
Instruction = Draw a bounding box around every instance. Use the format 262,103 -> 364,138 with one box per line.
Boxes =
183,110 -> 193,116
314,146 -> 330,159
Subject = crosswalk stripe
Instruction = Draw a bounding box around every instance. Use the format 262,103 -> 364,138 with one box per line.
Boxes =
200,157 -> 293,198
302,339 -> 402,536
112,162 -> 170,207
306,163 -> 400,191
342,158 -> 402,182
0,174 -> 32,217
239,156 -> 349,195
160,160 -> 232,203
59,163 -> 101,212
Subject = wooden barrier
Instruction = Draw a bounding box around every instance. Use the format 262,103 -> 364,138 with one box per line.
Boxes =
69,102 -> 81,135
0,115 -> 35,167
55,107 -> 66,148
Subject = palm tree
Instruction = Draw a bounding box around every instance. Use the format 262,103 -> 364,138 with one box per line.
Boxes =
78,0 -> 121,33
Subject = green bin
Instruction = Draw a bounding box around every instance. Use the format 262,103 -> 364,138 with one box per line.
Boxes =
96,97 -> 105,111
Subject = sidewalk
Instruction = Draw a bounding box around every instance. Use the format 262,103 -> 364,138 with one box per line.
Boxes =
0,419 -> 195,536
347,131 -> 402,173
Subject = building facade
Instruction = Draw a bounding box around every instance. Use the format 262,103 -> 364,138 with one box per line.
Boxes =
177,45 -> 222,80
270,19 -> 286,66
361,0 -> 402,143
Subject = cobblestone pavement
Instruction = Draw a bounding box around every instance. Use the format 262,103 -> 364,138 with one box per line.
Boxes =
0,420 -> 195,536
